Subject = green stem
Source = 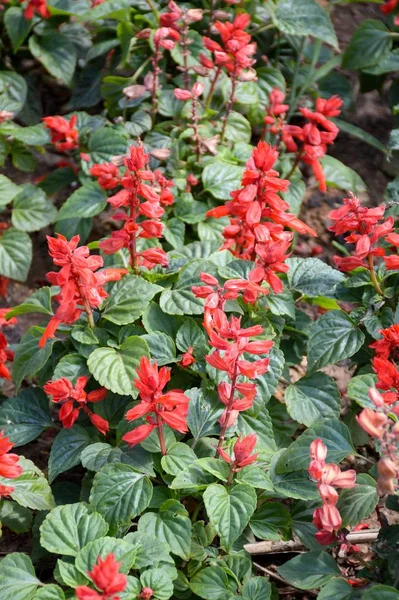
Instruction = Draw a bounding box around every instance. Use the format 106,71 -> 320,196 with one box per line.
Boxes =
191,501 -> 203,522
368,254 -> 384,297
205,66 -> 221,110
146,0 -> 158,22
156,413 -> 167,455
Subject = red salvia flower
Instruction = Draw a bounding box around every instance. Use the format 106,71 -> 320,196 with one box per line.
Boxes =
122,357 -> 190,454
370,324 -> 399,360
22,0 -> 51,19
180,346 -> 195,367
98,146 -> 168,270
219,433 -> 258,470
308,439 -> 356,544
42,115 -> 79,152
39,234 -> 127,347
0,431 -> 23,498
76,553 -> 127,600
381,0 -> 399,13
90,163 -> 121,190
44,376 -> 109,434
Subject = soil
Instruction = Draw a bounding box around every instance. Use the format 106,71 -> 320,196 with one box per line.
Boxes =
0,2 -> 397,595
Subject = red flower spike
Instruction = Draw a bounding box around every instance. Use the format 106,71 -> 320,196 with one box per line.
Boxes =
39,234 -> 127,346
122,357 -> 190,455
76,553 -> 127,600
90,163 -> 121,190
42,115 -> 79,152
44,377 -> 109,434
23,0 -> 51,19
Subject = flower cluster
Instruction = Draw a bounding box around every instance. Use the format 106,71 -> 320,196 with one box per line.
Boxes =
381,0 -> 399,23
203,13 -> 256,79
357,324 -> 399,495
0,431 -> 22,498
42,115 -> 79,152
308,439 -> 356,545
283,96 -> 342,192
91,146 -> 169,270
219,433 -> 258,471
39,234 -> 127,347
44,376 -> 109,434
76,553 -> 127,600
328,193 -> 399,297
207,142 -> 316,295
123,356 -> 190,455
202,302 -> 273,454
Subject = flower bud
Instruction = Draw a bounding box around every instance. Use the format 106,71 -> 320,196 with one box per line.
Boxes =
378,458 -> 397,478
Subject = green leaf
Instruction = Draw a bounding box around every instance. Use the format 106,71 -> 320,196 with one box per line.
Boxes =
187,388 -> 223,441
317,578 -> 365,600
242,577 -> 272,600
12,185 -> 56,232
0,228 -> 32,281
88,336 -> 150,396
170,462 -> 216,490
101,275 -> 161,325
56,182 -> 106,221
276,419 -> 353,474
0,123 -> 50,145
29,35 -> 77,86
287,258 -> 344,297
203,483 -> 256,550
138,499 -> 192,559
0,500 -> 32,533
337,474 -> 378,527
320,156 -> 366,193
90,463 -> 152,530
0,388 -> 52,446
75,537 -> 139,578
160,289 -> 204,316
53,353 -> 89,382
4,7 -> 32,52
277,551 -> 340,590
235,466 -> 274,491
0,72 -> 27,114
343,20 -> 392,70
34,585 -> 65,600
140,568 -> 174,600
40,503 -> 109,557
124,532 -> 173,569
142,331 -> 176,365
161,442 -> 197,476
285,372 -> 340,427
0,174 -> 20,207
125,110 -> 152,137
12,326 -> 56,390
12,140 -> 36,172
225,112 -> 251,143
190,567 -> 231,600
255,346 -> 285,404
273,0 -> 338,48
6,287 -> 52,319
237,409 -> 277,457
307,310 -> 365,372
202,162 -> 244,200
5,458 -> 55,511
362,585 -> 399,600
249,501 -> 292,541
88,127 -> 127,162
163,218 -> 185,250
81,442 -> 123,471
347,374 -> 376,408
0,553 -> 40,600
54,558 -> 89,588
48,426 -> 92,483
80,0 -> 130,20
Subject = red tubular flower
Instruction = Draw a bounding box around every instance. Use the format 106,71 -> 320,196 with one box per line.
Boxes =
180,346 -> 195,367
0,332 -> 15,380
220,434 -> 258,470
308,439 -> 356,542
370,324 -> 399,359
23,0 -> 51,19
381,0 -> 399,13
44,376 -> 109,434
0,276 -> 10,298
76,553 -> 127,600
39,234 -> 127,347
98,146 -> 168,270
0,431 -> 22,498
122,357 -> 190,455
42,115 -> 79,152
90,163 -> 121,190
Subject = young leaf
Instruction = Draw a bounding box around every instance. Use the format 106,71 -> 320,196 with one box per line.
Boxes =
40,503 -> 109,557
87,336 -> 150,396
203,483 -> 257,550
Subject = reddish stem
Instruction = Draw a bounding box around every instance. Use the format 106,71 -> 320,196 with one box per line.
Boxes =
181,20 -> 191,90
156,412 -> 167,455
191,96 -> 201,162
221,72 -> 238,142
205,66 -> 221,110
151,49 -> 161,125
215,360 -> 238,457
129,194 -> 138,271
368,253 -> 384,296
